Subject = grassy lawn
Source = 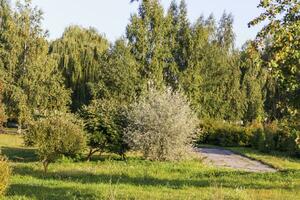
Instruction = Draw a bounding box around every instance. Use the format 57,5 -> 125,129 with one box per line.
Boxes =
1,134 -> 300,200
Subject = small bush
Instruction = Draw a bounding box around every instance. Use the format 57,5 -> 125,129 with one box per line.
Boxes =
257,121 -> 300,156
198,119 -> 300,157
80,99 -> 129,160
0,156 -> 10,196
25,113 -> 86,172
197,119 -> 250,147
125,87 -> 198,161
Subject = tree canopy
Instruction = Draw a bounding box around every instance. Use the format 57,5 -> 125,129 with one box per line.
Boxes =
249,0 -> 300,117
0,0 -> 70,126
50,26 -> 109,111
0,0 -> 298,145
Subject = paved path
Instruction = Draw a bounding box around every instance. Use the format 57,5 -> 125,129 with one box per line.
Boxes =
196,147 -> 276,173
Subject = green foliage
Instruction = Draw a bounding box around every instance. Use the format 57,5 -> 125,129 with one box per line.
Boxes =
240,42 -> 267,122
249,0 -> 300,116
0,81 -> 6,127
198,119 -> 251,147
249,125 -> 264,150
253,121 -> 300,156
25,113 -> 86,172
0,0 -> 298,161
179,12 -> 245,121
199,119 -> 300,157
80,39 -> 141,160
125,87 -> 198,161
50,26 -> 109,111
0,155 -> 10,196
81,99 -> 128,160
90,39 -> 141,104
126,0 -> 175,88
0,0 -> 70,125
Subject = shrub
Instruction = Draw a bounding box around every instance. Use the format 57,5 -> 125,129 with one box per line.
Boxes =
250,128 -> 264,150
25,113 -> 86,172
246,121 -> 263,149
270,122 -> 299,155
125,87 -> 198,161
0,156 -> 10,196
198,118 -> 300,156
197,119 -> 250,147
249,121 -> 300,156
80,99 -> 129,160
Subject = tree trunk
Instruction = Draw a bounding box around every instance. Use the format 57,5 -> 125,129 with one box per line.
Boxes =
86,149 -> 99,161
17,124 -> 22,134
43,160 -> 49,173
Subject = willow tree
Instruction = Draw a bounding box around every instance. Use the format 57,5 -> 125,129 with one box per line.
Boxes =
0,0 -> 70,126
50,26 -> 109,110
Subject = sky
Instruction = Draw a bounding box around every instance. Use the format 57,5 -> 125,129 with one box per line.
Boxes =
26,0 -> 264,48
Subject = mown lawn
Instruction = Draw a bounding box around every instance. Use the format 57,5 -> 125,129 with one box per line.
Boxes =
1,134 -> 300,200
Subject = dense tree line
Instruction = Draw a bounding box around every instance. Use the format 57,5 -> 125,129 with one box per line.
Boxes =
0,0 -> 299,164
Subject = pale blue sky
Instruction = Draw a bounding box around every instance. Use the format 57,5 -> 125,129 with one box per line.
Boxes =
27,0 -> 263,47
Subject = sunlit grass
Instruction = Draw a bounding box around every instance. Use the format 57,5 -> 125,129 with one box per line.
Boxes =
1,134 -> 300,200
0,134 -> 23,148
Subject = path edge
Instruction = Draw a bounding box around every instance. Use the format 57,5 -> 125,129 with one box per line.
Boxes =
196,145 -> 278,172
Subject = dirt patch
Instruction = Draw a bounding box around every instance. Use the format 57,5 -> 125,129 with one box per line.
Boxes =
196,147 -> 276,173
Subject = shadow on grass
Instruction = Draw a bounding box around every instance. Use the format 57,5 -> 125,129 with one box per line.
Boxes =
12,165 -> 299,191
7,184 -> 98,200
1,146 -> 38,162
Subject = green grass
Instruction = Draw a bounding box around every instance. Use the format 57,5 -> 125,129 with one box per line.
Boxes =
228,147 -> 300,170
1,134 -> 300,200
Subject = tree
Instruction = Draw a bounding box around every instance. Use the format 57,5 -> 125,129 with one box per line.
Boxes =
0,0 -> 70,127
180,13 -> 244,121
164,0 -> 192,88
176,0 -> 191,71
217,12 -> 235,51
249,0 -> 300,116
25,113 -> 86,173
164,0 -> 180,88
81,99 -> 128,160
50,26 -> 109,111
81,39 -> 143,160
179,16 -> 209,115
125,87 -> 198,161
90,39 -> 141,103
126,0 -> 173,87
240,42 -> 267,123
